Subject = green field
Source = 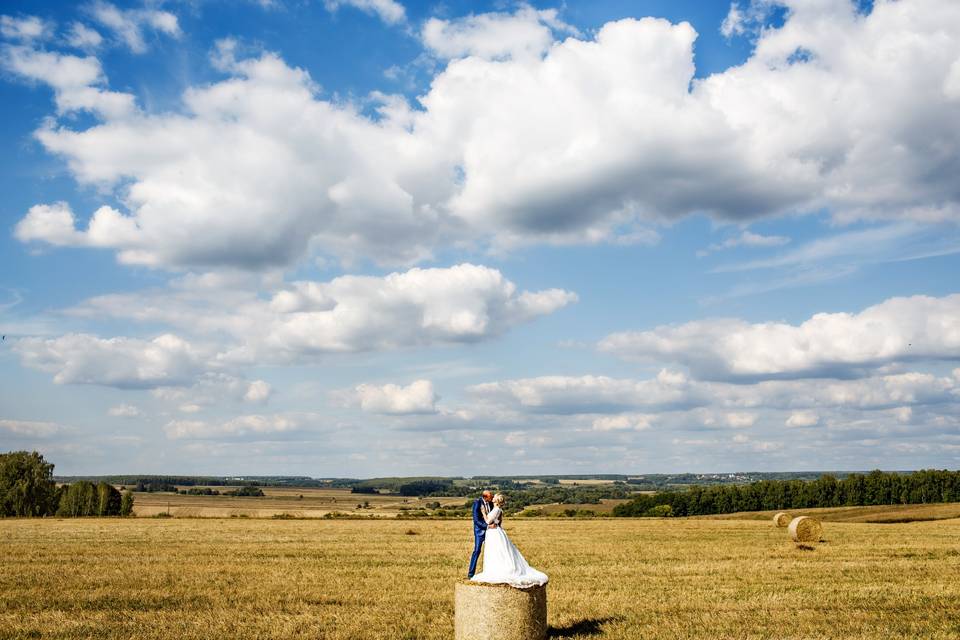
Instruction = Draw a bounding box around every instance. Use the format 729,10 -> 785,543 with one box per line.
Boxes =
3,508 -> 960,639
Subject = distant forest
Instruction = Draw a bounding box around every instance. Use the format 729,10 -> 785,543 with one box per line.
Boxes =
56,471 -> 864,492
613,470 -> 960,517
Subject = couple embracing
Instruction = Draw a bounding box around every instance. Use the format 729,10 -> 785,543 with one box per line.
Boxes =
467,490 -> 548,588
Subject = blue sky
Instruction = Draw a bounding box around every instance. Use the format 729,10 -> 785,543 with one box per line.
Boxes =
1,0 -> 959,476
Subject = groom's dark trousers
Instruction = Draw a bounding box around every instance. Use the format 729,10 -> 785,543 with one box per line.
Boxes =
468,498 -> 488,578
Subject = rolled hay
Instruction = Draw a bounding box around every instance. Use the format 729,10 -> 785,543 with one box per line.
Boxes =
773,512 -> 791,528
788,516 -> 823,543
455,580 -> 547,640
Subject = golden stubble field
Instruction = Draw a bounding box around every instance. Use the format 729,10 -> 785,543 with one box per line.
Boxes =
130,487 -> 468,518
3,516 -> 960,640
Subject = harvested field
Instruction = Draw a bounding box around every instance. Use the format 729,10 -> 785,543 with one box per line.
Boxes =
699,502 -> 960,524
131,486 -> 467,518
3,512 -> 960,639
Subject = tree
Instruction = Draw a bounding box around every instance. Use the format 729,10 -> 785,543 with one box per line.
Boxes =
120,491 -> 135,517
57,481 -> 98,516
96,482 -> 122,516
0,451 -> 59,517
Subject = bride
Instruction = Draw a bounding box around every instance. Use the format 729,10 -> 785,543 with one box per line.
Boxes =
471,494 -> 548,588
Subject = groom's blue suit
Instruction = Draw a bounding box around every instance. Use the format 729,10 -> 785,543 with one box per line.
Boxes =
468,498 -> 491,578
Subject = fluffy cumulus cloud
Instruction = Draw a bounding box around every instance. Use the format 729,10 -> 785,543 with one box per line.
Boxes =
348,380 -> 438,415
248,264 -> 576,360
0,44 -> 136,119
15,333 -> 209,389
422,5 -> 578,60
69,264 -> 576,364
600,294 -> 960,381
14,264 -> 573,400
13,1 -> 960,270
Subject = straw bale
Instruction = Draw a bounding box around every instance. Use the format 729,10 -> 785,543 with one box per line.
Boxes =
788,516 -> 823,543
773,512 -> 791,527
454,580 -> 547,640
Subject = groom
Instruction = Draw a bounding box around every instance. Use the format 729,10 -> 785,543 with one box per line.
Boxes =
468,490 -> 495,578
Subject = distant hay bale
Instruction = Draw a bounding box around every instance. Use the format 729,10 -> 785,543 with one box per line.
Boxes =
773,512 -> 791,527
455,580 -> 546,640
788,516 -> 823,543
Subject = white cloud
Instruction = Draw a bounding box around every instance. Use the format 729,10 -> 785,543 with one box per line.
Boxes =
591,414 -> 654,431
323,0 -> 405,25
14,202 -> 84,246
243,380 -> 272,404
244,264 -> 575,361
720,372 -> 960,411
0,46 -> 135,118
164,413 -> 314,439
698,230 -> 790,256
720,3 -> 746,39
66,23 -> 103,50
149,372 -> 269,408
87,1 -> 180,53
16,2 -> 960,271
15,333 -> 209,389
16,265 -> 572,402
720,1 -> 779,40
469,370 -> 704,414
786,410 -> 819,428
725,412 -> 757,428
712,224 -> 929,273
0,15 -> 51,42
72,264 -> 576,363
462,369 -> 960,440
0,418 -> 60,438
600,294 -> 960,381
349,379 -> 438,415
107,403 -> 141,418
422,5 -> 578,61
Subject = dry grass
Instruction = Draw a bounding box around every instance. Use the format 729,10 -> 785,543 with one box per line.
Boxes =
3,515 -> 960,639
132,486 -> 466,518
700,502 -> 960,524
520,499 -> 629,515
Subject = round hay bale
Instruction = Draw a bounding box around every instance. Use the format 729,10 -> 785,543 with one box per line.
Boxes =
788,516 -> 823,543
773,512 -> 791,527
455,580 -> 547,640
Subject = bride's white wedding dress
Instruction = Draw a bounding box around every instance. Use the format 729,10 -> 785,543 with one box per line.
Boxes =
471,506 -> 548,588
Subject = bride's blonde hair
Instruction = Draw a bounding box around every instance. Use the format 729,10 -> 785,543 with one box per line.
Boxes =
493,493 -> 505,506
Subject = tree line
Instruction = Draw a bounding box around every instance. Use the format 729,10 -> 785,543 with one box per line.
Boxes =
1,451 -> 133,518
613,469 -> 960,517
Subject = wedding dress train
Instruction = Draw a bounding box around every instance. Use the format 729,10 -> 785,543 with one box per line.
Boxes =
470,506 -> 548,588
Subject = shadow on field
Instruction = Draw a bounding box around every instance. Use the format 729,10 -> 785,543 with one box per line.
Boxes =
548,616 -> 620,637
